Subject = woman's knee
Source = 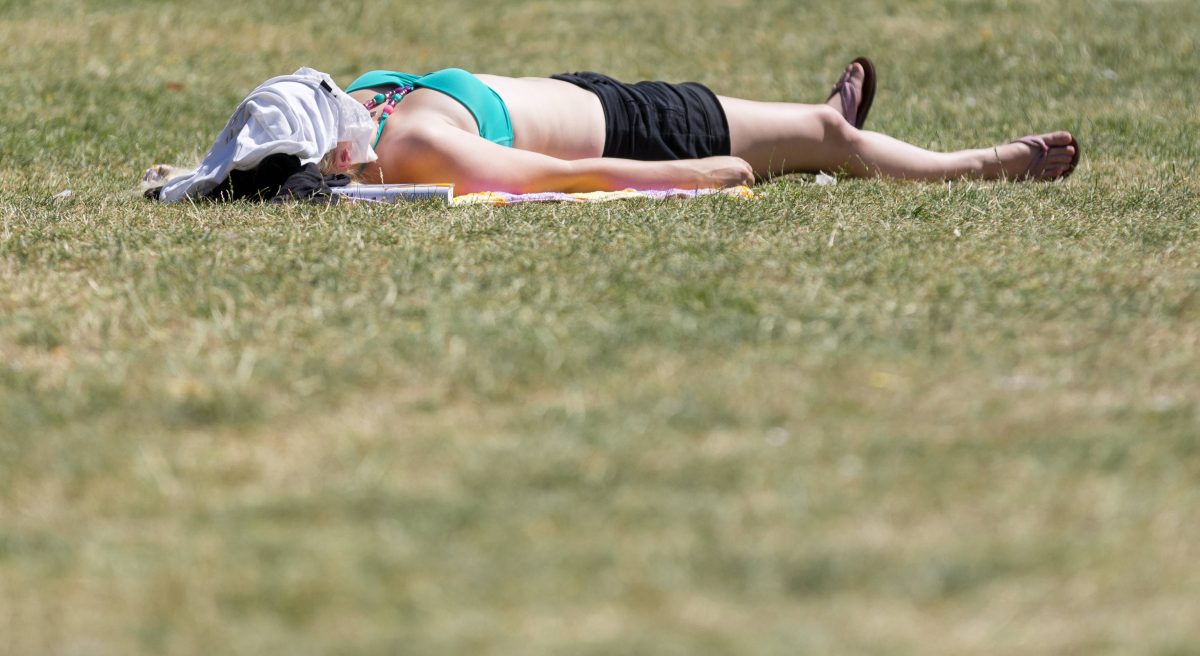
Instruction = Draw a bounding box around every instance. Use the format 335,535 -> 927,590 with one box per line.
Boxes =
813,104 -> 858,146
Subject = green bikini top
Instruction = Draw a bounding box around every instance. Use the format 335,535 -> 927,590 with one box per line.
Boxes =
346,68 -> 514,147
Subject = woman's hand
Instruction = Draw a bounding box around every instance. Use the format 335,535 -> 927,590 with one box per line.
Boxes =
688,156 -> 755,188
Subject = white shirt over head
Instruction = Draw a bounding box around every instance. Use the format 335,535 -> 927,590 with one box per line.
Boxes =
157,67 -> 376,203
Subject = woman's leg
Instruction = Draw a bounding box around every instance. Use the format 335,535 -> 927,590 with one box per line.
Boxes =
719,96 -> 1077,182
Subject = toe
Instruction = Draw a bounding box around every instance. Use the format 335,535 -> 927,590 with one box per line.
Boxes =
1047,149 -> 1074,163
1046,145 -> 1076,167
847,62 -> 865,85
1043,130 -> 1075,147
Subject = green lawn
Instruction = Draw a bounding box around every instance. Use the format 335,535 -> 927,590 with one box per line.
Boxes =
2,1 -> 1199,654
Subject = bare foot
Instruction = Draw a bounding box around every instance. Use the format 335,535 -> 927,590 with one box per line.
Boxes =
824,61 -> 866,126
988,131 -> 1079,181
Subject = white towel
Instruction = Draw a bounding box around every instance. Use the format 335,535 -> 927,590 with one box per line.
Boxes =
158,67 -> 377,203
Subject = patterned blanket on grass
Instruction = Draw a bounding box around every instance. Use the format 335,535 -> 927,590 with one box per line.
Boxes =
451,185 -> 754,206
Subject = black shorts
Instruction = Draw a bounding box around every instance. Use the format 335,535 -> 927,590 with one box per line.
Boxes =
550,72 -> 731,161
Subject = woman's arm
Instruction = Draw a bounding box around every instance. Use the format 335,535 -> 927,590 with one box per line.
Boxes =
379,123 -> 754,194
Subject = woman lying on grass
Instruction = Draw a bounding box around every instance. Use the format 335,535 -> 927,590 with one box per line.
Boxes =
327,57 -> 1079,194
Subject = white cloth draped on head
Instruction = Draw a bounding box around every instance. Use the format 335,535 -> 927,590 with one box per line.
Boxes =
157,67 -> 377,203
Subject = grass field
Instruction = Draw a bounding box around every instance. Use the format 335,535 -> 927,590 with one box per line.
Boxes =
2,0 -> 1199,654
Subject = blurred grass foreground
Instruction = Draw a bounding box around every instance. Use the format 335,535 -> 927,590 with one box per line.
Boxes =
2,0 -> 1199,654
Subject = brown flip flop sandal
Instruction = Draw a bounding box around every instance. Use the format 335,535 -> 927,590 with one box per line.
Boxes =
825,56 -> 876,129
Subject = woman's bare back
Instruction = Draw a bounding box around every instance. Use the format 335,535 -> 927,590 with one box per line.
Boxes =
477,75 -> 606,159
